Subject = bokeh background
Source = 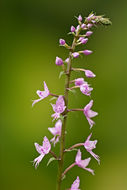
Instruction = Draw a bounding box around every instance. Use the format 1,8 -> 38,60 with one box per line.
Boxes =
1,0 -> 127,189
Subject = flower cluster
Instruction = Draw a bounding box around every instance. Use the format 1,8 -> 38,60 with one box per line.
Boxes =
32,12 -> 111,189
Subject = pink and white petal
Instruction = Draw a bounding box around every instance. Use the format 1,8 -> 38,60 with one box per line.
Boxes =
71,176 -> 80,189
55,120 -> 62,135
34,143 -> 43,154
42,136 -> 51,154
89,151 -> 100,164
33,154 -> 45,168
44,81 -> 49,94
36,90 -> 45,98
48,127 -> 57,136
51,113 -> 60,120
84,100 -> 93,112
85,167 -> 94,175
86,133 -> 92,141
87,110 -> 98,118
32,98 -> 43,107
79,157 -> 91,168
75,149 -> 81,164
56,96 -> 65,107
87,117 -> 95,129
85,140 -> 97,150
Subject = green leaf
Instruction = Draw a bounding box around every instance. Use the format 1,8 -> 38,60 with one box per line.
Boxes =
59,71 -> 65,79
62,175 -> 66,181
49,97 -> 57,101
47,157 -> 56,166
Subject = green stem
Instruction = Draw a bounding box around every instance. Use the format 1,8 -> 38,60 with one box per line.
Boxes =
56,28 -> 81,190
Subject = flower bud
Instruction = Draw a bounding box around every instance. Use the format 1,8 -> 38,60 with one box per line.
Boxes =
76,25 -> 80,32
86,31 -> 93,37
78,15 -> 82,22
59,39 -> 66,46
79,37 -> 84,41
81,23 -> 86,29
84,70 -> 96,78
71,26 -> 76,32
72,52 -> 80,58
81,38 -> 88,44
87,23 -> 93,29
55,57 -> 63,65
86,14 -> 94,22
82,50 -> 93,55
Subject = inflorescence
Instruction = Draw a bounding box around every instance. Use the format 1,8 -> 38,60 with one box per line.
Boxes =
32,12 -> 111,190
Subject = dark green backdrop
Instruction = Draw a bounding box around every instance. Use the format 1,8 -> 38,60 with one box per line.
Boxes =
1,0 -> 127,189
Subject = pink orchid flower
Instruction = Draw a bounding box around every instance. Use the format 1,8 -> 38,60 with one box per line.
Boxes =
32,81 -> 50,107
80,83 -> 93,96
33,136 -> 51,168
75,149 -> 94,175
48,119 -> 62,146
51,96 -> 66,120
84,133 -> 100,164
84,100 -> 98,129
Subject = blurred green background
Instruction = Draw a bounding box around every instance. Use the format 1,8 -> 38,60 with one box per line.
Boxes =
1,0 -> 127,189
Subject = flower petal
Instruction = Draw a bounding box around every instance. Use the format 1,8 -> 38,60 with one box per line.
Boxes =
71,176 -> 80,189
75,149 -> 81,164
42,136 -> 51,154
34,143 -> 43,154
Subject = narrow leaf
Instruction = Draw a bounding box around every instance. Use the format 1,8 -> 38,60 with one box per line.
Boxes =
47,157 -> 56,166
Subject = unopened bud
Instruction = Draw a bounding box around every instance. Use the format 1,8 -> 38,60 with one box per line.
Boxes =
55,57 -> 63,65
71,26 -> 76,32
59,39 -> 66,46
86,31 -> 93,37
82,50 -> 93,55
72,52 -> 80,58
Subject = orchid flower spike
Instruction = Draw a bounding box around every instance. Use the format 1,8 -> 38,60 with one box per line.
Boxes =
70,176 -> 80,190
84,133 -> 100,164
75,149 -> 94,175
48,119 -> 62,146
84,100 -> 98,129
51,96 -> 66,120
32,81 -> 50,107
33,136 -> 51,168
